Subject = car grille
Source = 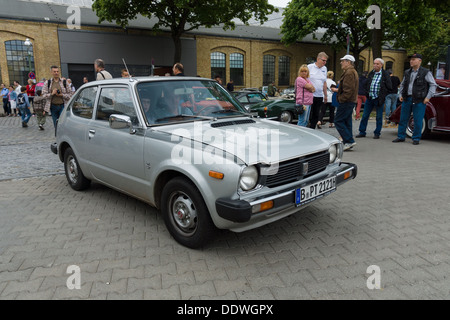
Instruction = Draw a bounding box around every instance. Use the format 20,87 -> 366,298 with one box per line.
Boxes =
263,151 -> 329,188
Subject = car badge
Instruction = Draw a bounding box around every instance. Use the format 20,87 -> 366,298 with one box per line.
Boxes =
302,162 -> 309,175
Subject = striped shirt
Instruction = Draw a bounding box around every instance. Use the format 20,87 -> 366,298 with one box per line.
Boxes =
369,71 -> 382,99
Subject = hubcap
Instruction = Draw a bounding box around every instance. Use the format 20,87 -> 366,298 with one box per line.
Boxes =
169,192 -> 198,235
67,156 -> 78,184
280,111 -> 291,122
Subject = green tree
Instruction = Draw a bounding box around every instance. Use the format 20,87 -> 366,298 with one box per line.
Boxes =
281,0 -> 371,69
92,0 -> 277,64
281,0 -> 448,72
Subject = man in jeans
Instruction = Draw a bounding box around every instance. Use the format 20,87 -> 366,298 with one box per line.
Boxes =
42,65 -> 72,132
384,71 -> 401,127
356,58 -> 392,139
334,55 -> 359,151
393,53 -> 436,145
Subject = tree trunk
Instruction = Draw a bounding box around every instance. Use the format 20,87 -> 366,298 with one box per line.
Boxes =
172,34 -> 182,65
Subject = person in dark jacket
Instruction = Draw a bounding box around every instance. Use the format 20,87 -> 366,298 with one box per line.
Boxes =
393,53 -> 437,145
384,71 -> 401,126
355,58 -> 392,139
355,71 -> 368,120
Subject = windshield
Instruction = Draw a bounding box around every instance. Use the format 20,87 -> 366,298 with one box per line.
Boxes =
137,80 -> 247,125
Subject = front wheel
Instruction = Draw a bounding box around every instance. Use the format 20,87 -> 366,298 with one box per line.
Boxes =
279,110 -> 293,123
161,177 -> 216,248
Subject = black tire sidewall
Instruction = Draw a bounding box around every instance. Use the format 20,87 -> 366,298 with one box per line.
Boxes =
161,177 -> 215,248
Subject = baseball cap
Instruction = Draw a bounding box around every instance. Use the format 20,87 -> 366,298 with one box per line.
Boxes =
340,54 -> 355,62
408,53 -> 423,60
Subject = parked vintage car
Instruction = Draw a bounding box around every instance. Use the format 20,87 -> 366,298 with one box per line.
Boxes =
230,91 -> 268,111
389,79 -> 450,137
249,98 -> 298,123
51,77 -> 357,248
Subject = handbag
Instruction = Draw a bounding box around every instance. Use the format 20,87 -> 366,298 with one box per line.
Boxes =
295,84 -> 306,115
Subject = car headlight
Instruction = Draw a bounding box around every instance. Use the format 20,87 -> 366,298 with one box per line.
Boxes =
328,143 -> 342,163
239,166 -> 259,191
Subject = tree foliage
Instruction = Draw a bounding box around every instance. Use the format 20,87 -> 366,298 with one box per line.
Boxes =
281,0 -> 449,71
92,0 -> 277,64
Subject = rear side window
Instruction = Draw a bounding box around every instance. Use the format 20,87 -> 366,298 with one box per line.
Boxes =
72,86 -> 97,119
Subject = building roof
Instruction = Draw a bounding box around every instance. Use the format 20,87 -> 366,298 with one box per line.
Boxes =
1,0 -> 328,43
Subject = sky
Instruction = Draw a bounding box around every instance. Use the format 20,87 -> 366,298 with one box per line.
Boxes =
268,0 -> 290,8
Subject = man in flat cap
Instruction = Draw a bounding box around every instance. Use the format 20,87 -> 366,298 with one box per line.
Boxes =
393,53 -> 436,145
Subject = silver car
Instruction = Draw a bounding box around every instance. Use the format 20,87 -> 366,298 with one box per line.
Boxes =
51,77 -> 357,248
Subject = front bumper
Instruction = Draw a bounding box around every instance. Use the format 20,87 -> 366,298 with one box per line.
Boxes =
50,142 -> 58,155
216,162 -> 357,226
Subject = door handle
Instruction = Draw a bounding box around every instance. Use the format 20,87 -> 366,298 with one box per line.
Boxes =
88,129 -> 96,139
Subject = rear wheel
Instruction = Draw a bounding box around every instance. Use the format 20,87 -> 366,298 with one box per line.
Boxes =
64,147 -> 90,191
161,177 -> 216,248
406,116 -> 429,139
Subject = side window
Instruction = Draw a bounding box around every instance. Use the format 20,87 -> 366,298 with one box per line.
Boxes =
238,95 -> 249,103
248,93 -> 264,103
96,87 -> 137,123
72,86 -> 97,119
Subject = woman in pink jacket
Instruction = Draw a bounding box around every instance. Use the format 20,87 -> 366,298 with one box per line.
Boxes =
295,64 -> 315,127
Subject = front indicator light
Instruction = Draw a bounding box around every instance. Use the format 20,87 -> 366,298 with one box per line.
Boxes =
252,200 -> 274,214
343,171 -> 353,180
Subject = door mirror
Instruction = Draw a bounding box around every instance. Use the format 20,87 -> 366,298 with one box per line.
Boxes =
109,114 -> 136,134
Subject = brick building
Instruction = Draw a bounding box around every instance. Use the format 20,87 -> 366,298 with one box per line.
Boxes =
0,0 -> 407,90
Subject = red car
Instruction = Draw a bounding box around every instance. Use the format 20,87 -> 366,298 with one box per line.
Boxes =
389,79 -> 450,138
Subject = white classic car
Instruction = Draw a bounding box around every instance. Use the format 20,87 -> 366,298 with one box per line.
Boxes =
51,77 -> 357,248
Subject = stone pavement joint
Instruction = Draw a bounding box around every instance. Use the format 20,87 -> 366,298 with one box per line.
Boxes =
1,115 -> 450,299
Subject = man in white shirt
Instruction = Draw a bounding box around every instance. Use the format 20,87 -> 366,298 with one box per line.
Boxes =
308,52 -> 328,129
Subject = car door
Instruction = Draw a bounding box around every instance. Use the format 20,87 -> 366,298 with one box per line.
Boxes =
86,85 -> 149,200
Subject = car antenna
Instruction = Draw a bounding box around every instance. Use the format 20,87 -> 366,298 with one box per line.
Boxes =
122,58 -> 133,81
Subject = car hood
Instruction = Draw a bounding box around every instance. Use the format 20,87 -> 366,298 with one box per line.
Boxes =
152,118 -> 337,165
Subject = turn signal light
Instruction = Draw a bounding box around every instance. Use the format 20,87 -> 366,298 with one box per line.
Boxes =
209,170 -> 224,180
344,171 -> 352,180
252,200 -> 274,214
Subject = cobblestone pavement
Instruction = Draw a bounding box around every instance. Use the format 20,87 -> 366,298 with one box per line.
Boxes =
1,114 -> 450,300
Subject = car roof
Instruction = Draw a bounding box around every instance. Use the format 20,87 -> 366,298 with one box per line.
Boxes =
78,76 -> 215,91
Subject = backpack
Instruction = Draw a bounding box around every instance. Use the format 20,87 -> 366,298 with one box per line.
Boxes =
17,93 -> 26,105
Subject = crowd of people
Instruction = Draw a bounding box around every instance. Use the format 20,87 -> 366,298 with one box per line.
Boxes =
294,52 -> 437,149
1,54 -> 438,148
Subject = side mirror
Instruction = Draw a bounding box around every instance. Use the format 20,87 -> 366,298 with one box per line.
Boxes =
109,114 -> 136,134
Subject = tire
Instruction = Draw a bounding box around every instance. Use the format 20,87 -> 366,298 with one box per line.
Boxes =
64,147 -> 91,191
406,116 -> 429,139
161,177 -> 216,248
279,110 -> 293,123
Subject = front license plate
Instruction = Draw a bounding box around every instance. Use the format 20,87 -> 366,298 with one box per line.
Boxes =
295,176 -> 336,206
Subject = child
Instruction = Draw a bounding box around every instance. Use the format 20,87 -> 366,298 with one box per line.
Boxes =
17,86 -> 31,127
33,89 -> 46,130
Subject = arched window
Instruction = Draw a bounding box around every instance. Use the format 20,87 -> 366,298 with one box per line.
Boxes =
263,55 -> 275,85
211,52 -> 226,84
5,40 -> 35,86
278,56 -> 290,86
230,53 -> 244,86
